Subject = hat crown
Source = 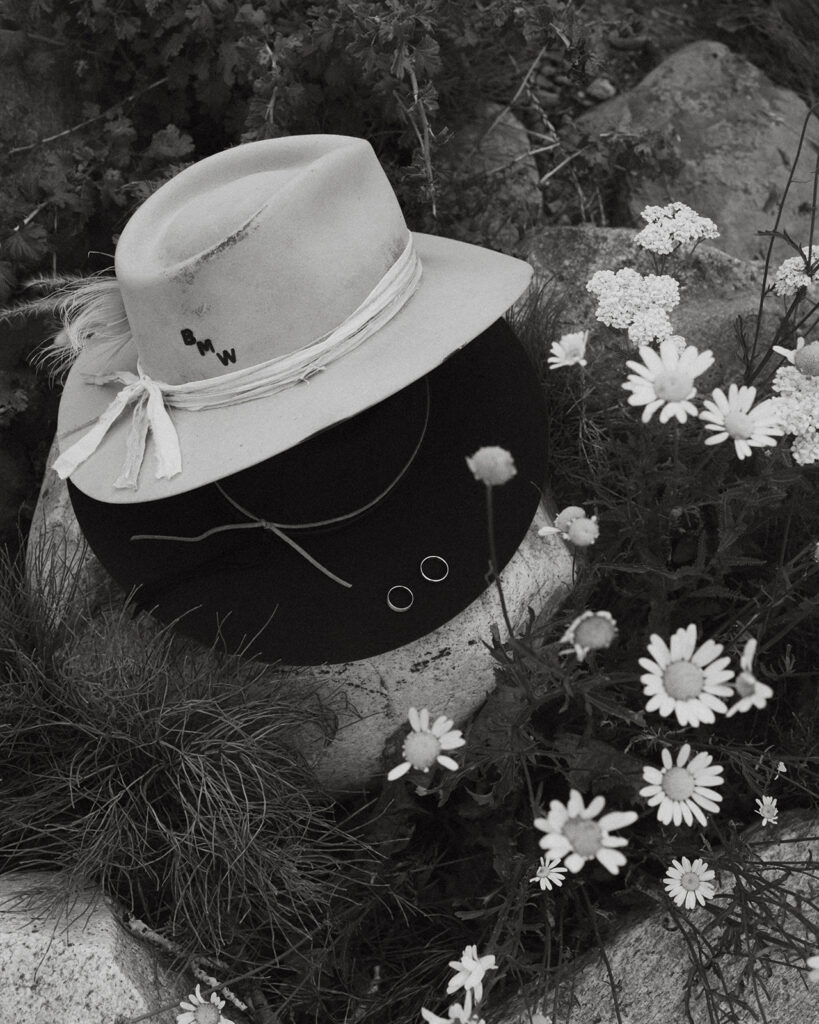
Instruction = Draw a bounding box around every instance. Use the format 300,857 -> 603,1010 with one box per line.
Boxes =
115,136 -> 409,385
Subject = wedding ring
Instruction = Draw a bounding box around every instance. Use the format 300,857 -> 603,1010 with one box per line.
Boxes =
420,555 -> 449,582
387,585 -> 414,612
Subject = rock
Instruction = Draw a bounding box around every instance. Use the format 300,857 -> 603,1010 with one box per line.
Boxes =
25,446 -> 573,793
526,224 -> 780,386
0,870 -> 190,1024
436,102 -> 542,253
502,810 -> 819,1024
575,40 -> 819,262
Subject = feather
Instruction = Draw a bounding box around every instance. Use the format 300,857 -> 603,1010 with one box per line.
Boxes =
1,273 -> 132,383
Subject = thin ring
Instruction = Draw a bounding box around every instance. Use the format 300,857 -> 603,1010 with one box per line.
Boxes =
420,555 -> 449,582
387,585 -> 414,612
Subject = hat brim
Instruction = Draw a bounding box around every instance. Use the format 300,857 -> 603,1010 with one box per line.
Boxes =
67,319 -> 549,665
56,233 -> 533,503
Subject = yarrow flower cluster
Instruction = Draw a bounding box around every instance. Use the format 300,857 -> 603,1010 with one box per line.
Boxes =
772,245 -> 818,297
547,330 -> 589,369
539,505 -> 599,547
388,707 -> 465,781
586,268 -> 680,345
635,202 -> 719,255
699,383 -> 784,459
622,340 -> 714,424
770,361 -> 819,465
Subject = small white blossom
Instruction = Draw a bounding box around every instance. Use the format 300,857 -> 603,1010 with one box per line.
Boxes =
663,856 -> 717,909
466,446 -> 517,486
640,743 -> 725,828
534,789 -> 638,875
547,330 -> 589,369
775,760 -> 787,779
622,340 -> 714,424
636,202 -> 719,254
772,336 -> 807,363
446,946 -> 497,1005
422,990 -> 483,1024
560,610 -> 618,661
539,507 -> 599,546
699,383 -> 784,459
388,707 -> 465,781
755,795 -> 779,827
725,638 -> 774,717
530,854 -> 568,891
177,985 -> 235,1024
806,954 -> 819,984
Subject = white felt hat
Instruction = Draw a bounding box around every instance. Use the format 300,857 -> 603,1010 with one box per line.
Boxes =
54,134 -> 533,503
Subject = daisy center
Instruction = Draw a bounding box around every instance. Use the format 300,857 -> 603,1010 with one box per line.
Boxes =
723,410 -> 754,439
735,672 -> 756,698
403,731 -> 441,770
662,660 -> 704,699
562,817 -> 603,858
662,766 -> 696,801
193,1004 -> 222,1024
654,370 -> 694,401
680,871 -> 701,891
574,616 -> 616,651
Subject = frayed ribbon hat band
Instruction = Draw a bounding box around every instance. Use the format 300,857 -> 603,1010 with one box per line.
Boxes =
52,235 -> 422,490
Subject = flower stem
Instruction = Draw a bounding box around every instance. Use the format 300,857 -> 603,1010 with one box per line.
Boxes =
486,483 -> 516,641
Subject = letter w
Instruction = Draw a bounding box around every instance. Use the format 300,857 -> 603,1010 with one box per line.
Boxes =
216,348 -> 236,366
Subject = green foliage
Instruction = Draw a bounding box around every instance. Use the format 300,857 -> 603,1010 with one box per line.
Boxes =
0,0 -> 575,288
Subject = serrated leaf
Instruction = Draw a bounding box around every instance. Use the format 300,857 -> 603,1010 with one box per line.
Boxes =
4,222 -> 48,266
144,124 -> 195,163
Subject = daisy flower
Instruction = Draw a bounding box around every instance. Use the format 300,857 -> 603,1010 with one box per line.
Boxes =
387,707 -> 465,781
466,446 -> 517,486
534,789 -> 638,875
622,340 -> 714,424
530,854 -> 568,891
176,985 -> 235,1024
446,945 -> 497,1004
639,743 -> 724,828
806,954 -> 819,984
699,384 -> 784,459
560,610 -> 618,661
663,856 -> 717,909
756,795 -> 779,827
422,990 -> 483,1024
639,623 -> 735,727
539,509 -> 599,547
772,336 -> 806,363
547,330 -> 589,369
724,638 -> 774,717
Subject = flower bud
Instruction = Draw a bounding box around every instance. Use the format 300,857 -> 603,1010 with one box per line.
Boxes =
465,446 -> 517,486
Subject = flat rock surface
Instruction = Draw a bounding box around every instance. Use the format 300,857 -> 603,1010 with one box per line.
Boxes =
576,40 -> 819,262
0,871 -> 188,1024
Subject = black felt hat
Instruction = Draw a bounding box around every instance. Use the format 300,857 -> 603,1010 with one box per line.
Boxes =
68,319 -> 548,665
